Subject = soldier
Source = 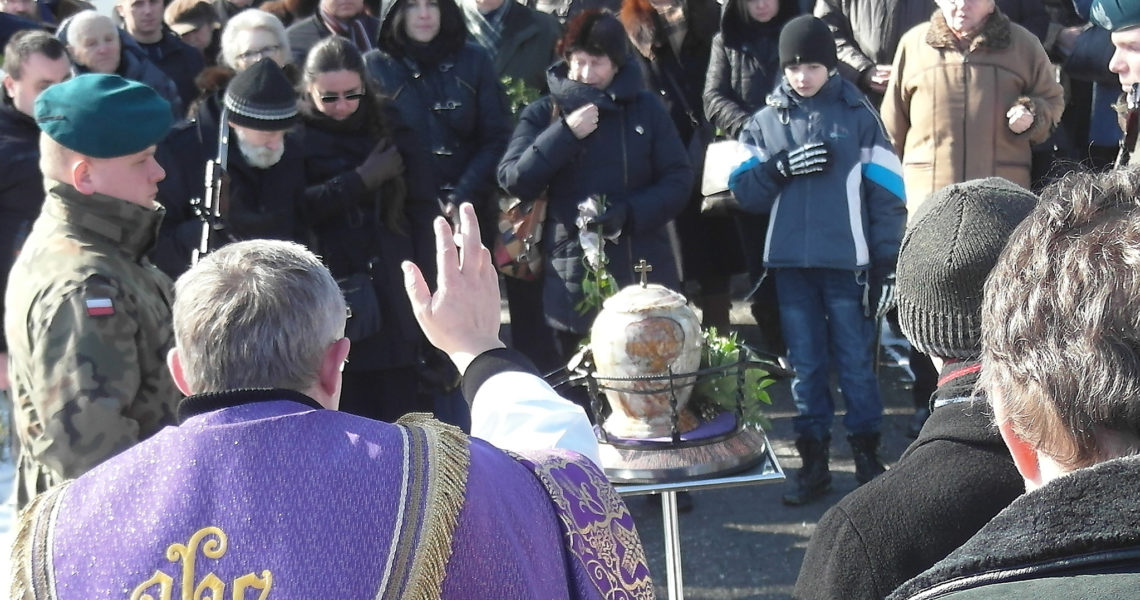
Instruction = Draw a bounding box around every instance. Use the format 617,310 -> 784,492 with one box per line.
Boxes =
1092,0 -> 1140,165
3,73 -> 180,507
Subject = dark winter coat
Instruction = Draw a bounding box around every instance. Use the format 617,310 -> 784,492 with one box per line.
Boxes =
0,98 -> 44,355
299,99 -> 437,371
728,75 -> 906,271
285,13 -> 380,66
621,0 -> 743,283
152,94 -> 311,277
490,1 -> 561,93
796,364 -> 1024,600
702,0 -> 799,138
520,0 -> 618,25
497,60 -> 693,333
135,26 -> 206,113
365,0 -> 512,215
890,453 -> 1140,599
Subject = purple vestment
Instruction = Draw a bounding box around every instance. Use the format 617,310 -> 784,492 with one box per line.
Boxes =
12,392 -> 654,599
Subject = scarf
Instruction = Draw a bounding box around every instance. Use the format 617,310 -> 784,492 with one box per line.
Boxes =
462,0 -> 508,60
320,8 -> 374,52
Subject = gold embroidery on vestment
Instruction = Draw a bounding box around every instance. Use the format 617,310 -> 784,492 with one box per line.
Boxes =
129,526 -> 273,600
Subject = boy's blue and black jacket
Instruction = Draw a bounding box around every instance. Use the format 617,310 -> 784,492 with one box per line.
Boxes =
728,75 -> 906,271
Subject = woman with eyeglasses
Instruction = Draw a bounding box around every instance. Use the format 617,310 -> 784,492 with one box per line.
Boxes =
364,0 -> 512,248
298,36 -> 442,424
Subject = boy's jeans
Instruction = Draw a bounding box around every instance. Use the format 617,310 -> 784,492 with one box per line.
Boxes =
773,267 -> 883,441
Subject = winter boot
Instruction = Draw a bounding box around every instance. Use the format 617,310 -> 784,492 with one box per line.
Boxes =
782,436 -> 832,506
849,432 -> 887,485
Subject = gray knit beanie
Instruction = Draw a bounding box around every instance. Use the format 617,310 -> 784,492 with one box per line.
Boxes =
896,178 -> 1037,359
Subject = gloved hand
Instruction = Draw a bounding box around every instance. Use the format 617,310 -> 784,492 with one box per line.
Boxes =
355,139 -> 404,190
765,142 -> 830,182
867,264 -> 896,320
591,202 -> 628,238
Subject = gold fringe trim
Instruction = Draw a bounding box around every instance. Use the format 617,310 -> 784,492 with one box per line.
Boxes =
395,413 -> 470,600
11,482 -> 70,600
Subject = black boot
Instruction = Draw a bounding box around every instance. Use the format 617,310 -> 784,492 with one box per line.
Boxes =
849,433 -> 887,485
782,436 -> 832,506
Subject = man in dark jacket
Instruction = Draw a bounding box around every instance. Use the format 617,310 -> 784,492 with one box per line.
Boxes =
890,168 -> 1140,599
0,30 -> 70,398
286,0 -> 378,65
795,178 -> 1033,599
153,57 -> 310,277
117,0 -> 205,111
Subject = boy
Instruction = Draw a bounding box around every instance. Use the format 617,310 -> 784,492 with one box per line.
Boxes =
727,15 -> 906,506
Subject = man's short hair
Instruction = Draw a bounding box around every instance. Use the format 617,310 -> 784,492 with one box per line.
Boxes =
3,28 -> 66,80
980,167 -> 1140,469
172,239 -> 346,394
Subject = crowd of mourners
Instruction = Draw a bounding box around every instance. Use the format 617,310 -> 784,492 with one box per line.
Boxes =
5,0 -> 1140,595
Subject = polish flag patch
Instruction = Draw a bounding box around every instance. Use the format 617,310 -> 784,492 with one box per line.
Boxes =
85,297 -> 115,317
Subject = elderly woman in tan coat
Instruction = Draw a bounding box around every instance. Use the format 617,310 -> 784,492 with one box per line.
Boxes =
880,0 -> 1063,211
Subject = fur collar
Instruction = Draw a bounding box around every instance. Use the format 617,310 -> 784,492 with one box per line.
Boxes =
925,7 -> 1011,52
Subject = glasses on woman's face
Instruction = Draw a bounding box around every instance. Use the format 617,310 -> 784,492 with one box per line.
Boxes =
319,90 -> 366,104
236,44 -> 281,63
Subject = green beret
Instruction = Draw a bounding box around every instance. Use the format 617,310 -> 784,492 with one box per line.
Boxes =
34,74 -> 173,158
1091,0 -> 1140,32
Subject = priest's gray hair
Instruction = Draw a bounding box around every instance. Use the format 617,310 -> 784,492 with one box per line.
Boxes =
173,239 -> 346,394
220,9 -> 291,69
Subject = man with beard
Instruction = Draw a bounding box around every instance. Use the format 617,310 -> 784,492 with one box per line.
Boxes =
153,57 -> 311,277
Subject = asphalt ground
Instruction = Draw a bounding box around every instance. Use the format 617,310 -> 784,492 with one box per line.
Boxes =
501,283 -> 923,599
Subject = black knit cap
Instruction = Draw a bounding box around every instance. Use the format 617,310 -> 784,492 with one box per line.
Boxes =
896,178 -> 1037,359
224,57 -> 298,131
778,15 -> 837,71
558,10 -> 628,69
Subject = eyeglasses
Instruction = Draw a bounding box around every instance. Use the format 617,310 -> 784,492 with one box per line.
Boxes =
236,44 -> 281,63
319,90 -> 366,104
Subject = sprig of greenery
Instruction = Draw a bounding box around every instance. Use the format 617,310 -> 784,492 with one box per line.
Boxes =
501,75 -> 541,118
691,328 -> 775,430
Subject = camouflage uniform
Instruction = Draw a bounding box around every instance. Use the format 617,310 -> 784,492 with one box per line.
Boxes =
3,180 -> 180,507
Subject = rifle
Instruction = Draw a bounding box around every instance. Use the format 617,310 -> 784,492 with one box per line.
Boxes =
1117,83 -> 1140,168
191,107 -> 231,265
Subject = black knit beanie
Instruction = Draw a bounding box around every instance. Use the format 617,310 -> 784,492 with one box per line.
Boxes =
896,178 -> 1037,359
778,15 -> 836,71
224,57 -> 298,131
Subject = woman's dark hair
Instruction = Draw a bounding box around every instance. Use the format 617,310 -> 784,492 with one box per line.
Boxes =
377,0 -> 466,63
558,9 -> 627,68
301,36 -> 407,230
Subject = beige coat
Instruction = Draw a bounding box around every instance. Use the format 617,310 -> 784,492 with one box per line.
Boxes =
881,9 -> 1064,212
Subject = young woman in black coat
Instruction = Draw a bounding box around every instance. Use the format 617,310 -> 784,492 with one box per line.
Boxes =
299,36 -> 447,425
364,0 -> 512,244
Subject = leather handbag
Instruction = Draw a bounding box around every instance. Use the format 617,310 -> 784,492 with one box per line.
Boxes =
493,195 -> 548,280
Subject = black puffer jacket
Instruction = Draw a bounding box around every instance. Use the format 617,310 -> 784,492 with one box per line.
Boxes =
136,27 -> 205,114
702,0 -> 800,138
498,59 -> 693,333
364,0 -> 512,216
299,98 -> 438,370
0,98 -> 44,355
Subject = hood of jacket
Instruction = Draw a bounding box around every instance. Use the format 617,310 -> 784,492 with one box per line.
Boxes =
925,6 -> 1012,53
718,0 -> 796,50
545,55 -> 645,114
377,0 -> 467,55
